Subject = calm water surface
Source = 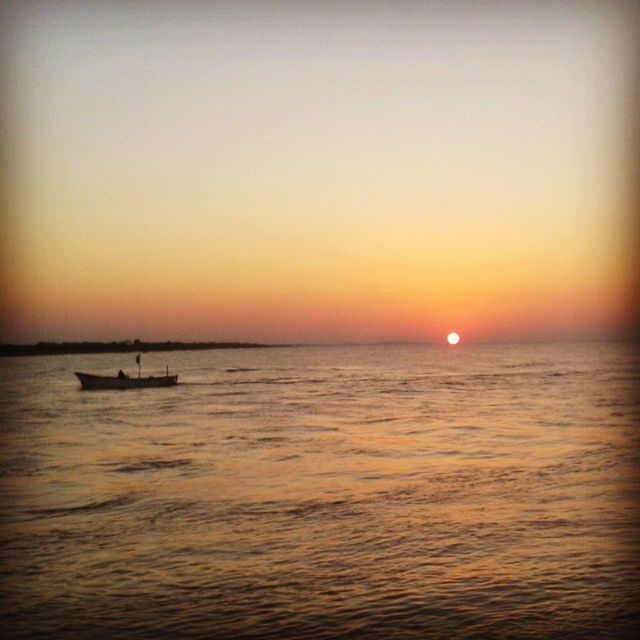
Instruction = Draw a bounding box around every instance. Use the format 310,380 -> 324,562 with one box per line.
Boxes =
1,342 -> 639,639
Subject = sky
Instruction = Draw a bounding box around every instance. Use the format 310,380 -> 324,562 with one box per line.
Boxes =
1,1 -> 638,345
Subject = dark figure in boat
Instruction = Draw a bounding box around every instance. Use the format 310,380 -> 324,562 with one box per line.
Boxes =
117,369 -> 129,379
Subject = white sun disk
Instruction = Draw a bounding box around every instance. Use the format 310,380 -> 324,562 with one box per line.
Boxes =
447,332 -> 460,345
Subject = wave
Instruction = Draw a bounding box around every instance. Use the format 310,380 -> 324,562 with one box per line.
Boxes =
26,494 -> 136,519
105,458 -> 193,474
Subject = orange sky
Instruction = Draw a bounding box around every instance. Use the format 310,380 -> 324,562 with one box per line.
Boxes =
2,1 -> 637,344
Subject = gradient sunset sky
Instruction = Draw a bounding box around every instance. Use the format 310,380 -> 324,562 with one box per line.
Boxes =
2,1 -> 637,344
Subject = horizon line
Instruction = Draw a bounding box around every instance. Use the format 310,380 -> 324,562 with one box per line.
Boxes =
1,334 -> 637,355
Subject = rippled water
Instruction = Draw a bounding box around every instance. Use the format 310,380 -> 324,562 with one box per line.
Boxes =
1,342 -> 639,639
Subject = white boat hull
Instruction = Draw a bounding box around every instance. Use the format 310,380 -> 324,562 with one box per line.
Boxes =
75,372 -> 178,390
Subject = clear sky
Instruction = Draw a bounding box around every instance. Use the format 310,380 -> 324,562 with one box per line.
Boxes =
2,1 -> 637,344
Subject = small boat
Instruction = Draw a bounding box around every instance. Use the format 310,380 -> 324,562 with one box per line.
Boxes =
75,372 -> 178,390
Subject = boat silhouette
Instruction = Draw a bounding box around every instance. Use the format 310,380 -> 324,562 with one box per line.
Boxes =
74,371 -> 178,390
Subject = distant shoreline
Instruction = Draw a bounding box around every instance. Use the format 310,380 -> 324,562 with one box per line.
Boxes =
0,336 -> 633,357
0,341 -> 279,357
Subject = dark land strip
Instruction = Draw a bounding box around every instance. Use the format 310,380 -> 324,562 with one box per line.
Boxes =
0,341 -> 281,357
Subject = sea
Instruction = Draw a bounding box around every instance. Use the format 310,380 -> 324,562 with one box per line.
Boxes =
1,342 -> 639,639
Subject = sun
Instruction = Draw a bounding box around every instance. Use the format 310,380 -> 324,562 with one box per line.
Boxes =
447,332 -> 460,345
